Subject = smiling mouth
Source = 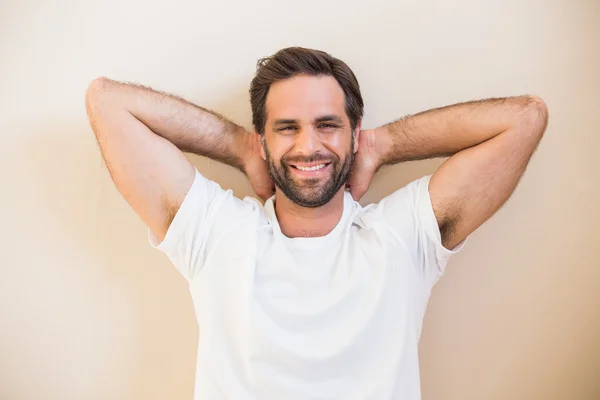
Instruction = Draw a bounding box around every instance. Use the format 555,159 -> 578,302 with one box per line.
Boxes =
290,163 -> 330,172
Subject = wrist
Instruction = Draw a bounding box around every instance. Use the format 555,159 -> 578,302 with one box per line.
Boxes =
369,126 -> 393,168
237,129 -> 261,174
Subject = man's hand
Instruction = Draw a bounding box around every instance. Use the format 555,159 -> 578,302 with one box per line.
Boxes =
243,134 -> 275,202
347,128 -> 382,201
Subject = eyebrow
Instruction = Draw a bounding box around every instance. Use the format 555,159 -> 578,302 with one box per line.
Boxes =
272,115 -> 344,127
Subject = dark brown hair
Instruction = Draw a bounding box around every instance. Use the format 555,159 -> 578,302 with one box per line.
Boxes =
249,47 -> 364,135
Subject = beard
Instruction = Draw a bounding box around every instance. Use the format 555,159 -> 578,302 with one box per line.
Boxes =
263,136 -> 354,208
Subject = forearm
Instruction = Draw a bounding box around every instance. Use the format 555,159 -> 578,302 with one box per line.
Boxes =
374,95 -> 548,165
88,77 -> 253,171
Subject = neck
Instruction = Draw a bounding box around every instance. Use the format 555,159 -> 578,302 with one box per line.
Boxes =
273,187 -> 346,238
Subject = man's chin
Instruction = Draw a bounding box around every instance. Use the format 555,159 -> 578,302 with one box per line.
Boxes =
285,185 -> 341,208
290,195 -> 330,208
284,176 -> 330,193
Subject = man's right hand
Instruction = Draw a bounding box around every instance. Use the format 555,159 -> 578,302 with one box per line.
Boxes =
243,135 -> 275,202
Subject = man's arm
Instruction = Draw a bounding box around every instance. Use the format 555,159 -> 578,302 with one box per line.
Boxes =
366,95 -> 548,250
85,77 -> 260,242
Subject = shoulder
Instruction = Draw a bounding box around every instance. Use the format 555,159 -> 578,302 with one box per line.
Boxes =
355,175 -> 431,224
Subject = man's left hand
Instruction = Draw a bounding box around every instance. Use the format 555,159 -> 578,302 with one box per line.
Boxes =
347,128 -> 383,201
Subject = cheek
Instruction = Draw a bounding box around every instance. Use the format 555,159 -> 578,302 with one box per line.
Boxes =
325,134 -> 353,157
270,140 -> 295,162
265,147 -> 286,167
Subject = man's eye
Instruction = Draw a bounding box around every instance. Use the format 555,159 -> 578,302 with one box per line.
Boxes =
280,126 -> 296,131
319,124 -> 337,129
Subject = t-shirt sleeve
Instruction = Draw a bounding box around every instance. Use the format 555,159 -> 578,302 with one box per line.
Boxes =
372,174 -> 467,289
147,168 -> 256,283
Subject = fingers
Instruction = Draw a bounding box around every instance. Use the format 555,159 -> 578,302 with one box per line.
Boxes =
350,185 -> 367,202
257,184 -> 275,202
348,173 -> 369,201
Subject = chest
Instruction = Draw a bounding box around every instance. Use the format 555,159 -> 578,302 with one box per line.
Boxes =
190,229 -> 425,397
195,227 -> 419,340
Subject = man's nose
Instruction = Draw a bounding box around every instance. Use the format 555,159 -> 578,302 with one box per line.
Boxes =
295,127 -> 321,154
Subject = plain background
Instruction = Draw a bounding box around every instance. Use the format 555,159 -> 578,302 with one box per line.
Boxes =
1,0 -> 599,399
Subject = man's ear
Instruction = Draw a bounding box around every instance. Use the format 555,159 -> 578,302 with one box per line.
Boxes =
256,132 -> 266,160
353,119 -> 362,153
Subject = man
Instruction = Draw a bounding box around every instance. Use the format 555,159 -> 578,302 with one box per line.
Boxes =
85,47 -> 548,399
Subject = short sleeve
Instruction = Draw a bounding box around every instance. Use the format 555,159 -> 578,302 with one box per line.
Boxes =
148,168 -> 256,282
371,174 -> 467,288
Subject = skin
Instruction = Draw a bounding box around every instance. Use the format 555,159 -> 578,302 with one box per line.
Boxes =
85,75 -> 547,252
257,74 -> 361,238
251,77 -> 548,250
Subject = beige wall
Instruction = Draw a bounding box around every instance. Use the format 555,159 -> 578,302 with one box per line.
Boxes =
1,0 -> 599,399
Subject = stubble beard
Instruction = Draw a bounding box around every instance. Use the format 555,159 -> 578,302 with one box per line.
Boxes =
263,136 -> 354,208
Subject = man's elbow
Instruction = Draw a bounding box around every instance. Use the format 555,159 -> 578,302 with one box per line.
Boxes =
512,95 -> 548,138
85,77 -> 116,125
85,77 -> 111,105
523,95 -> 549,135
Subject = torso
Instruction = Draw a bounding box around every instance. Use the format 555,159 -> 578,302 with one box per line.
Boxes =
187,193 -> 431,400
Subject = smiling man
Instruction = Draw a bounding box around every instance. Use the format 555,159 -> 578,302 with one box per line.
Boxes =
85,47 -> 548,399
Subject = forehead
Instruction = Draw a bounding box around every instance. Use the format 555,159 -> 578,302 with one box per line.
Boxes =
265,74 -> 347,123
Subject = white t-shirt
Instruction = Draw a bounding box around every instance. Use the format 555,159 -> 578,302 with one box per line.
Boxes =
149,168 -> 466,400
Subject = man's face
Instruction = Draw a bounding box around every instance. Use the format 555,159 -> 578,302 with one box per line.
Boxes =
260,74 -> 360,208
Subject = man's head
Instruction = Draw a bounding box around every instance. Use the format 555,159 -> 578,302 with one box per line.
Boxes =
249,47 -> 364,207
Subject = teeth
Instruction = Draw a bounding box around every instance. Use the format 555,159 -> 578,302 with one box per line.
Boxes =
296,164 -> 326,171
